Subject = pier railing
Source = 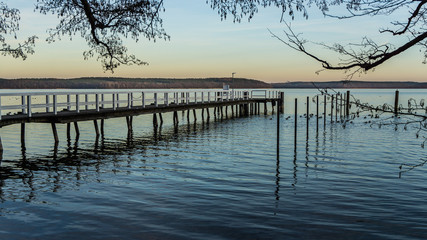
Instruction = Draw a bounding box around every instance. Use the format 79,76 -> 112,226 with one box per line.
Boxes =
0,89 -> 280,120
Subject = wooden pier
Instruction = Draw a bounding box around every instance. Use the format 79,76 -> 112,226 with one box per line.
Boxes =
0,89 -> 284,153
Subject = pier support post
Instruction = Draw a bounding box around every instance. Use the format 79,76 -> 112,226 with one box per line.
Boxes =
193,109 -> 197,123
67,123 -> 71,140
100,119 -> 104,136
231,105 -> 234,117
74,122 -> 80,137
394,90 -> 399,115
335,94 -> 338,122
316,95 -> 319,134
324,95 -> 327,128
187,110 -> 190,123
159,113 -> 163,125
264,102 -> 268,115
94,120 -> 100,137
206,108 -> 210,120
173,111 -> 179,126
346,90 -> 350,118
331,95 -> 334,123
306,96 -> 309,139
51,122 -> 59,143
279,92 -> 285,113
21,123 -> 26,149
153,113 -> 158,129
294,98 -> 298,148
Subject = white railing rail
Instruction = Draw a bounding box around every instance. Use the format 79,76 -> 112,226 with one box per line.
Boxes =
0,89 -> 281,120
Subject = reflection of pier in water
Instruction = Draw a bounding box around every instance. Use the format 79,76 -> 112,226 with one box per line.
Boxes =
0,104 -> 285,202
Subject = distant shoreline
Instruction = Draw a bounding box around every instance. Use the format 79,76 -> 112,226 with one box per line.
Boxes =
272,81 -> 427,89
0,77 -> 426,89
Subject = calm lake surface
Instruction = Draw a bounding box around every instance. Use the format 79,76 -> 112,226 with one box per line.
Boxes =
0,89 -> 426,239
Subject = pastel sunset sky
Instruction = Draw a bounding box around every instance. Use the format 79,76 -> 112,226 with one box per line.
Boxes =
1,0 -> 427,82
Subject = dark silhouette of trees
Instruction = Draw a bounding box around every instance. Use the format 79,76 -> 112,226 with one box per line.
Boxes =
0,2 -> 36,60
35,0 -> 169,72
268,1 -> 427,78
2,1 -> 427,74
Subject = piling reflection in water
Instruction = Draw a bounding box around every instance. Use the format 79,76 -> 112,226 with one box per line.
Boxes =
0,90 -> 427,239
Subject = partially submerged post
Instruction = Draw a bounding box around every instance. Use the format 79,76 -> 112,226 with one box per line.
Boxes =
316,95 -> 319,134
51,122 -> 59,143
93,120 -> 100,137
21,123 -> 25,149
279,92 -> 284,114
345,91 -> 350,118
294,98 -> 298,148
74,122 -> 80,137
324,95 -> 327,128
331,95 -> 334,123
306,96 -> 309,139
394,90 -> 399,115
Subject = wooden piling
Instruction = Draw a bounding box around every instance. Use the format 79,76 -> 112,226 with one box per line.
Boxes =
340,93 -> 343,121
277,98 -> 280,158
331,95 -> 334,123
153,113 -> 158,128
294,98 -> 298,147
100,119 -> 104,136
193,109 -> 197,122
316,95 -> 319,134
264,102 -> 268,115
394,90 -> 399,115
335,94 -> 338,122
231,105 -> 234,118
279,92 -> 284,113
346,90 -> 350,117
159,113 -> 164,125
21,123 -> 26,148
66,122 -> 71,140
187,109 -> 190,122
324,95 -> 327,128
51,122 -> 59,143
173,111 -> 179,125
74,122 -> 80,137
201,108 -> 205,121
306,96 -> 309,138
94,120 -> 100,137
206,108 -> 210,120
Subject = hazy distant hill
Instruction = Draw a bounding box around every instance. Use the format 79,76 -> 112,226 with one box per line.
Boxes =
272,81 -> 427,89
0,77 -> 271,89
0,78 -> 425,89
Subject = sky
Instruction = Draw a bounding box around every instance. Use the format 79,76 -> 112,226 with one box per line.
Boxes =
1,0 -> 427,83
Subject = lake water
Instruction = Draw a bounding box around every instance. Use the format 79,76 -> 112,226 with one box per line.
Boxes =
0,89 -> 426,239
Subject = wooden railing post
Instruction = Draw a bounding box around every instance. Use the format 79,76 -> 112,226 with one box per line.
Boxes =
67,94 -> 71,111
46,95 -> 50,113
21,96 -> 26,114
27,95 -> 32,117
96,94 -> 100,112
154,93 -> 158,107
53,95 -> 57,115
85,94 -> 89,110
113,93 -> 116,110
76,94 -> 80,113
